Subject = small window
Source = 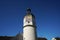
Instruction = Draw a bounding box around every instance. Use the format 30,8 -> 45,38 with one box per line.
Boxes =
28,21 -> 30,23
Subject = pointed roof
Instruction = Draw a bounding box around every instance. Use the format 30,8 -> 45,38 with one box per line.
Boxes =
25,8 -> 35,18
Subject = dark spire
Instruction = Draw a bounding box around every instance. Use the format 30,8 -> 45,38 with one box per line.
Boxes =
27,8 -> 31,12
26,8 -> 31,14
26,8 -> 35,18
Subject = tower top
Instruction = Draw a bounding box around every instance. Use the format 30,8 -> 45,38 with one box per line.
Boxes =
23,8 -> 36,26
25,8 -> 35,18
26,8 -> 31,14
27,8 -> 31,12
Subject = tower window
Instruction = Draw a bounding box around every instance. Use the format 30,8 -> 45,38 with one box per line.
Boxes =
28,21 -> 30,23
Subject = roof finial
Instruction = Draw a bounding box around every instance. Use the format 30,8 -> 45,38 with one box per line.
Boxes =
27,8 -> 31,12
26,8 -> 31,13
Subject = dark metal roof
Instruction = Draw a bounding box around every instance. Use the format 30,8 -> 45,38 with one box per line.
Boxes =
27,8 -> 31,12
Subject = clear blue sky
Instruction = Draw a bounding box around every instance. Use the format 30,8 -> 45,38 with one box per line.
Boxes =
0,0 -> 60,40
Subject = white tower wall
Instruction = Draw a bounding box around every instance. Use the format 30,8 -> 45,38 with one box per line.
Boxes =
23,26 -> 36,40
23,8 -> 36,40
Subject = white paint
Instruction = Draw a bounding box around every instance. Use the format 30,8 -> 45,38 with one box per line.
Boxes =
23,15 -> 35,26
23,17 -> 33,26
23,12 -> 36,40
52,38 -> 56,40
23,26 -> 36,40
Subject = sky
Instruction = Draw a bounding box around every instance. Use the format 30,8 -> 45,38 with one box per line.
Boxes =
0,0 -> 60,40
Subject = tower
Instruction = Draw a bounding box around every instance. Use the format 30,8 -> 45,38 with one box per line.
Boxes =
23,8 -> 37,40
